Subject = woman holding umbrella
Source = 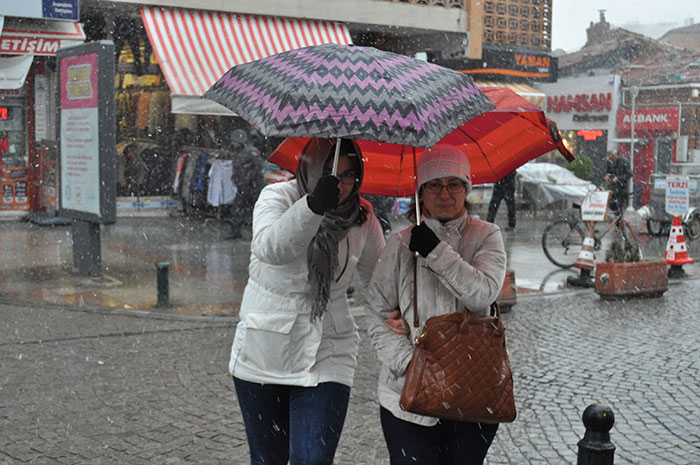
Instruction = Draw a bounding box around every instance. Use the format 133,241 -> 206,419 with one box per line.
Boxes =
365,145 -> 507,465
228,138 -> 385,465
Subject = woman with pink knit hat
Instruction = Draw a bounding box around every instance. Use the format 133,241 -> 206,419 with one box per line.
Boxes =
365,145 -> 507,465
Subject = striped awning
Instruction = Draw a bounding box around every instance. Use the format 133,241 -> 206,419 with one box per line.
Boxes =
141,6 -> 353,102
474,80 -> 545,109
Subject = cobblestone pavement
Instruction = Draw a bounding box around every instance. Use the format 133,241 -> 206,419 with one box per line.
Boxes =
1,281 -> 699,464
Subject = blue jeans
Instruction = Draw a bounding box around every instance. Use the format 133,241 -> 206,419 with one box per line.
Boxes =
380,407 -> 499,465
233,377 -> 351,465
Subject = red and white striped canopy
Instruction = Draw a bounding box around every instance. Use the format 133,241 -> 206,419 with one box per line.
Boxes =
141,6 -> 352,97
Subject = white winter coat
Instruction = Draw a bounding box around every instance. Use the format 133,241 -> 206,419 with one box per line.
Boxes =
229,180 -> 385,387
365,213 -> 507,426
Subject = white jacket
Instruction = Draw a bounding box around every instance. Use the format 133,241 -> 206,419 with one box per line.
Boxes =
365,213 -> 506,426
229,180 -> 385,387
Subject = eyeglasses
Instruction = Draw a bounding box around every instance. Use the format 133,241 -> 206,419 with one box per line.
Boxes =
322,169 -> 359,185
423,180 -> 466,194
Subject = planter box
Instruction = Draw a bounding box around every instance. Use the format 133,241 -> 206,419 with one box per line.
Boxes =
595,260 -> 668,299
496,269 -> 517,312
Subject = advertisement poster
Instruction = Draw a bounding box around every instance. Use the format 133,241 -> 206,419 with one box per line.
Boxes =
0,167 -> 30,210
59,52 -> 100,216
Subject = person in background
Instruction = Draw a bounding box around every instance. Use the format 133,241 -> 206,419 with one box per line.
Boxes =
227,129 -> 265,239
486,171 -> 517,231
604,150 -> 631,215
229,138 -> 385,465
365,145 -> 507,465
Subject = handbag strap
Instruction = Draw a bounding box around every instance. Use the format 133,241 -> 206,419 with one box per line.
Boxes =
412,254 -> 502,337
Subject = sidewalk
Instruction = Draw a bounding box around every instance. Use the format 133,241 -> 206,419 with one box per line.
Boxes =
1,209 -> 698,316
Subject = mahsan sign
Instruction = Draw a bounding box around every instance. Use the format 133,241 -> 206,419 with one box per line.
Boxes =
547,93 -> 612,113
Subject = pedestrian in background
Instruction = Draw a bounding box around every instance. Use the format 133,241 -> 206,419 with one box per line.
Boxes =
365,145 -> 507,465
486,171 -> 517,231
229,138 -> 386,465
227,129 -> 265,239
604,150 -> 631,215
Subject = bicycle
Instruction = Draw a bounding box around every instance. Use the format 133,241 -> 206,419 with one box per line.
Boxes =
541,209 -> 643,268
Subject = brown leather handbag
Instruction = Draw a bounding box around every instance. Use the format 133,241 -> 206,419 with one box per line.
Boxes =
399,259 -> 516,423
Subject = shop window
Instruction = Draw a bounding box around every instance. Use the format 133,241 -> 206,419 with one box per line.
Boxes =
0,103 -> 25,168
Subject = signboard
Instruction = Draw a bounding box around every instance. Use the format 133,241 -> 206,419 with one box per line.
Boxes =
665,175 -> 689,216
0,55 -> 34,89
435,45 -> 558,83
581,190 -> 611,222
0,17 -> 85,56
57,41 -> 115,223
0,1 -> 80,21
616,107 -> 679,132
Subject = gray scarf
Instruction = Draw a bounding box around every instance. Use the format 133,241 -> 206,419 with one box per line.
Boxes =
296,139 -> 363,322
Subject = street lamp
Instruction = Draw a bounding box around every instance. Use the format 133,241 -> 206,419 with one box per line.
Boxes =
627,85 -> 640,211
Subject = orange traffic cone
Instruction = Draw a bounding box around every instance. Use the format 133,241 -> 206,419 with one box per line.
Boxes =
567,222 -> 595,287
665,216 -> 694,278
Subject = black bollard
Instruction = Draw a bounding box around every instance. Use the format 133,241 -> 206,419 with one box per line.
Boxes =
577,404 -> 615,465
155,261 -> 171,308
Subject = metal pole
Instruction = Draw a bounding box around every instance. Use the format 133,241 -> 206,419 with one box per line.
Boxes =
628,86 -> 640,211
155,261 -> 171,308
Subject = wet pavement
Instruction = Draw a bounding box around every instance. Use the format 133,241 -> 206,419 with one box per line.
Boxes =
1,207 -> 697,315
1,275 -> 699,464
1,208 -> 700,464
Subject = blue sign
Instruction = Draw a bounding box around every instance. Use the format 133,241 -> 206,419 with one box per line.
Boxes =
42,0 -> 79,20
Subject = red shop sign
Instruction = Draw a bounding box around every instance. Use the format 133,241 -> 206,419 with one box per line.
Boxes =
616,107 -> 679,131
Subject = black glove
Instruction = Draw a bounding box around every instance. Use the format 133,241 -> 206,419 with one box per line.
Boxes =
409,222 -> 440,257
307,176 -> 339,215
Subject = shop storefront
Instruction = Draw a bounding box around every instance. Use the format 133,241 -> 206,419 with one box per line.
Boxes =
615,106 -> 680,206
0,16 -> 85,215
536,74 -> 622,184
95,6 -> 352,216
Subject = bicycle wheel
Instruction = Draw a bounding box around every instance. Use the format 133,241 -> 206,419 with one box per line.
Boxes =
620,221 -> 644,260
542,219 -> 585,268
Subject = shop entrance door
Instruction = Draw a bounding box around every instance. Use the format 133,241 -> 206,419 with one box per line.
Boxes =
655,137 -> 673,174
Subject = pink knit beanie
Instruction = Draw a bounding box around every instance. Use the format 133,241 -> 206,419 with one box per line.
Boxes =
416,145 -> 471,191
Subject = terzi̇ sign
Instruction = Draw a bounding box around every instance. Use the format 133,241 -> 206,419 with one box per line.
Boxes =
547,93 -> 612,113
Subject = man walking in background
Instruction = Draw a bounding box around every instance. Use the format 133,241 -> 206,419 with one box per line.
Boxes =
486,171 -> 517,231
604,150 -> 631,215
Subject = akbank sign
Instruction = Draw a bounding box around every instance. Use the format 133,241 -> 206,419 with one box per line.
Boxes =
616,107 -> 679,131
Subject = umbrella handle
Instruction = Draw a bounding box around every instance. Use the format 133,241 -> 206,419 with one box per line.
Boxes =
331,138 -> 341,176
412,147 -> 421,226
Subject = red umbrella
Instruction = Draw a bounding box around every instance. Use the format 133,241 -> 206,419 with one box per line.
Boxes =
269,87 -> 573,197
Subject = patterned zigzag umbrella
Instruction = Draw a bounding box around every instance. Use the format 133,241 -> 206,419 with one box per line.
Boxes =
204,43 -> 495,149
